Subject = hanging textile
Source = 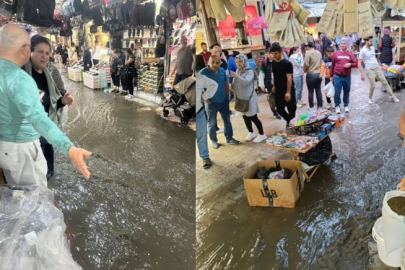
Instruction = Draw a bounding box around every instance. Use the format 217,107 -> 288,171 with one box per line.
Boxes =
218,15 -> 237,38
245,5 -> 261,36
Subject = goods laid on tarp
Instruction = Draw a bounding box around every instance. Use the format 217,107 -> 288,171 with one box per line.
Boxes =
0,185 -> 82,270
317,0 -> 378,38
264,0 -> 309,47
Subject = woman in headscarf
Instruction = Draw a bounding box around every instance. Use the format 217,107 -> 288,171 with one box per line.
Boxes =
23,35 -> 74,180
231,54 -> 267,143
379,28 -> 396,65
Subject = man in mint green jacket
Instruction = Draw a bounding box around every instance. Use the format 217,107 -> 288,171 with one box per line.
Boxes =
0,24 -> 91,187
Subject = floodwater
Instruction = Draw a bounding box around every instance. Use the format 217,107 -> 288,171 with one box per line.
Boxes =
196,70 -> 405,269
48,78 -> 195,270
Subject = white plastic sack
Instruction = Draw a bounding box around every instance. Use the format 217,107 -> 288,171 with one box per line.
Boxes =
382,191 -> 405,258
0,185 -> 82,270
323,82 -> 335,98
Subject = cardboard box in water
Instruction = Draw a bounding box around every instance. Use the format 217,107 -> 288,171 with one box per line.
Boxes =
243,160 -> 304,208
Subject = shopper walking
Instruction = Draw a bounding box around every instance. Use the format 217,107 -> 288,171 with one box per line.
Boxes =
358,36 -> 399,103
92,40 -> 101,66
379,28 -> 396,66
124,48 -> 136,98
134,43 -> 143,90
320,46 -> 336,109
232,54 -> 267,143
82,45 -> 92,71
304,42 -> 323,110
199,55 -> 240,149
270,43 -> 297,127
22,35 -> 75,180
196,56 -> 218,169
118,49 -> 128,95
259,48 -> 281,119
289,46 -> 306,108
0,24 -> 91,186
171,35 -> 194,85
111,49 -> 120,93
199,42 -> 211,65
60,44 -> 68,67
330,37 -> 358,114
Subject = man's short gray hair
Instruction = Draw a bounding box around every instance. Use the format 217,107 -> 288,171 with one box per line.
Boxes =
0,26 -> 16,48
341,37 -> 349,43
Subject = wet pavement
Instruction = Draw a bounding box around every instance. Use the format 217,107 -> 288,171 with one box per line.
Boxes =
48,77 -> 196,270
196,69 -> 405,269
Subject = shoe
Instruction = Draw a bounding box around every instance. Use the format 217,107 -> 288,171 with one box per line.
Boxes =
276,115 -> 282,120
297,103 -> 303,108
390,95 -> 400,102
212,141 -> 219,149
326,103 -> 331,109
46,170 -> 54,181
368,99 -> 373,104
253,134 -> 267,143
227,139 -> 240,145
203,158 -> 212,169
344,107 -> 349,113
335,107 -> 341,114
216,129 -> 224,134
298,100 -> 306,106
246,132 -> 256,142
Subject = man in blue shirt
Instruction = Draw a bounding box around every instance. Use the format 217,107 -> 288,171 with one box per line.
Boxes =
0,24 -> 91,186
199,55 -> 240,149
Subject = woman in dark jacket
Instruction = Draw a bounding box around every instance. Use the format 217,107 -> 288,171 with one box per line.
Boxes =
125,48 -> 136,98
60,44 -> 68,67
24,35 -> 74,180
82,45 -> 92,71
379,28 -> 396,65
111,50 -> 120,92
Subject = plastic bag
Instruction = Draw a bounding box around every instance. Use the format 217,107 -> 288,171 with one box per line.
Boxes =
0,185 -> 82,270
323,82 -> 335,98
299,136 -> 332,166
382,191 -> 405,258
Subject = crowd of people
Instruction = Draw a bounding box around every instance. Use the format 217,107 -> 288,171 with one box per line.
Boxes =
196,29 -> 401,169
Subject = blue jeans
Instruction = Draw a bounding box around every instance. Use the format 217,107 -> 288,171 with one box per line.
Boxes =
206,101 -> 233,143
333,75 -> 351,107
196,110 -> 209,160
293,76 -> 303,102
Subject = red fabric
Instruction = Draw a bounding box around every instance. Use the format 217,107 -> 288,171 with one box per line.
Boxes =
218,15 -> 237,38
244,6 -> 261,36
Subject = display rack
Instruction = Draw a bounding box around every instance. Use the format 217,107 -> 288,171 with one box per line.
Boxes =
83,72 -> 101,90
139,64 -> 164,94
67,67 -> 83,82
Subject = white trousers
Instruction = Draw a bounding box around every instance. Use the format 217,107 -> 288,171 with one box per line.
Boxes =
0,140 -> 47,187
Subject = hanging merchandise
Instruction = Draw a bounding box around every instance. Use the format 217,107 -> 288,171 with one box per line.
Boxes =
223,0 -> 245,23
265,1 -> 308,47
145,2 -> 156,27
218,15 -> 237,37
22,0 -> 55,27
0,0 -> 14,18
385,0 -> 398,8
210,0 -> 227,22
289,0 -> 309,26
344,0 -> 358,33
202,0 -> 215,19
245,5 -> 261,36
358,0 -> 374,38
371,0 -> 386,18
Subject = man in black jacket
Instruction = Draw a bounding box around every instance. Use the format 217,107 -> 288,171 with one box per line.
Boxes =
82,45 -> 92,71
259,48 -> 281,120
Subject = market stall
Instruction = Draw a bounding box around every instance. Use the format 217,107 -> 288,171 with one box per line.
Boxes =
266,110 -> 345,182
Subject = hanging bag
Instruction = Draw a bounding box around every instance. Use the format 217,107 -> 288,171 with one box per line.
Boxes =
234,82 -> 254,112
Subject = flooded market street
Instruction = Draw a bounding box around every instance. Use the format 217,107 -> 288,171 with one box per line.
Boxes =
48,78 -> 195,270
196,69 -> 405,269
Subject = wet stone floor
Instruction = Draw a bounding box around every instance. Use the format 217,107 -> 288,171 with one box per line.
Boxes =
48,77 -> 196,270
196,69 -> 405,269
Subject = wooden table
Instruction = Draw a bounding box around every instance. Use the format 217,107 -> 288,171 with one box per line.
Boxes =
266,126 -> 341,182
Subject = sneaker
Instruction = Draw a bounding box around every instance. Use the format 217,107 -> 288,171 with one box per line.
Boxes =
212,141 -> 219,149
275,115 -> 282,120
298,100 -> 306,106
253,134 -> 267,143
296,103 -> 303,108
227,139 -> 240,145
368,99 -> 373,104
246,132 -> 256,142
390,95 -> 400,102
216,129 -> 224,134
344,107 -> 349,113
326,103 -> 331,109
335,107 -> 341,114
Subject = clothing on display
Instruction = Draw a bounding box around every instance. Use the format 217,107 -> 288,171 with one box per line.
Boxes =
218,15 -> 237,38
